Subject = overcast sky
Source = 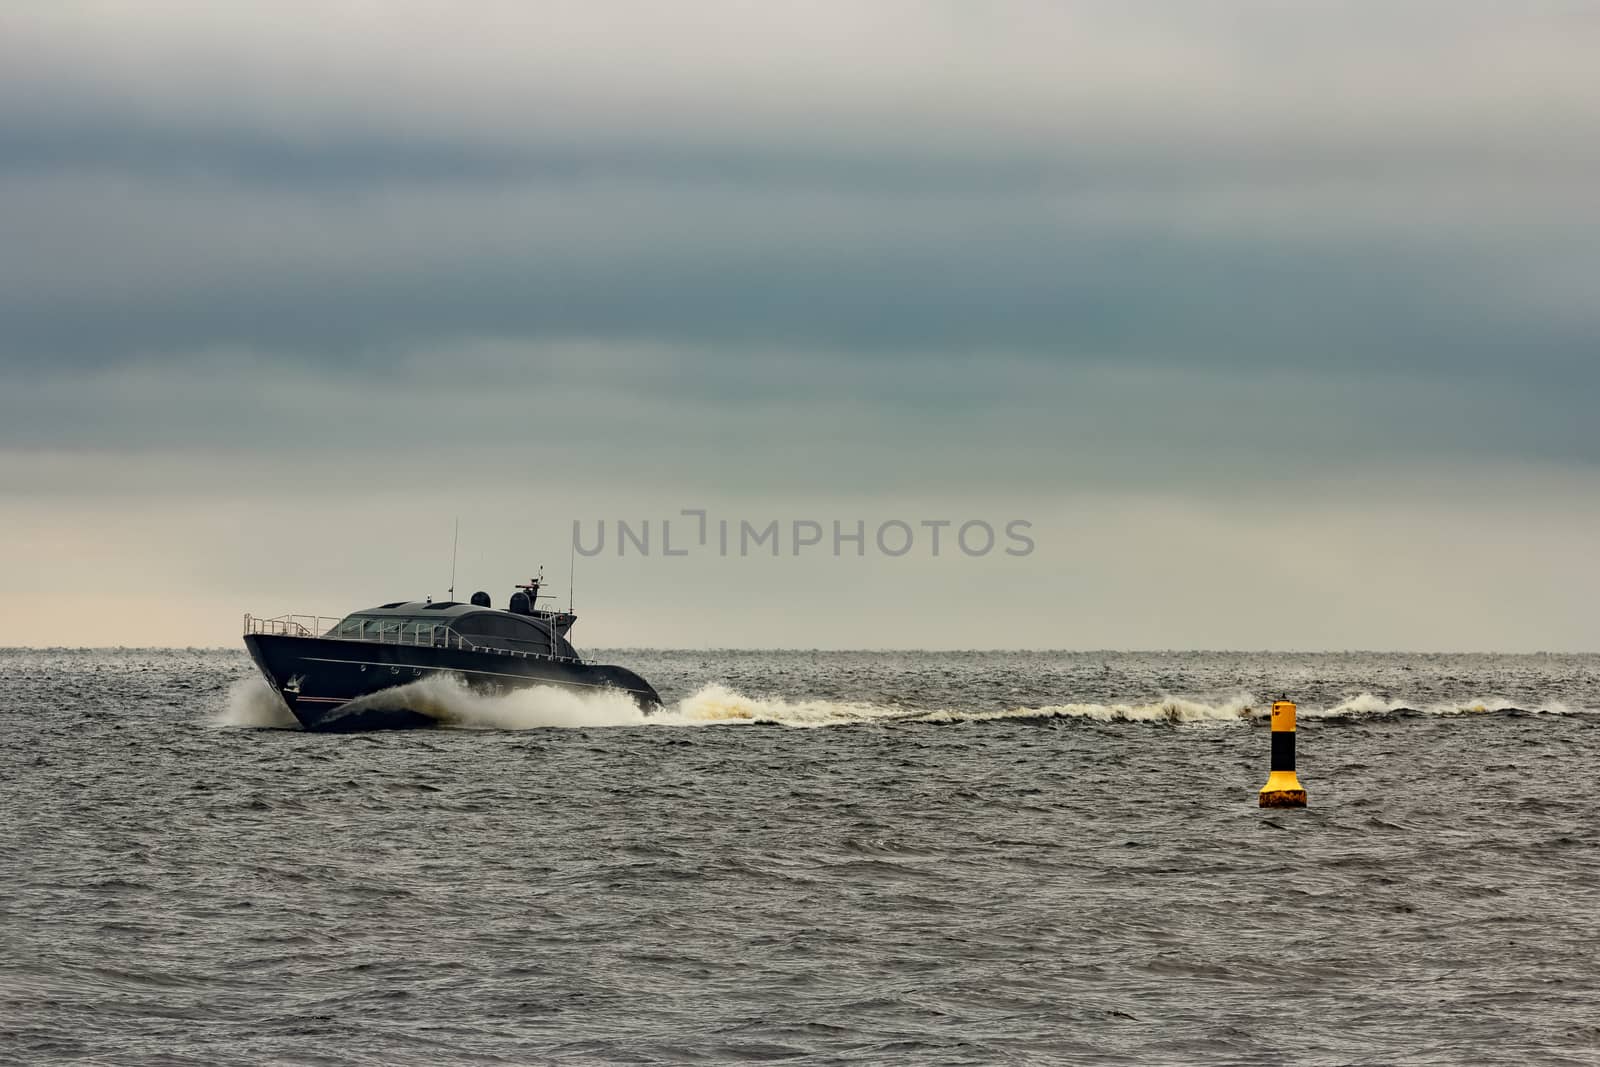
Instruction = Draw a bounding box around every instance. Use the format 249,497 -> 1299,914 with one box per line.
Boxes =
2,1 -> 1597,649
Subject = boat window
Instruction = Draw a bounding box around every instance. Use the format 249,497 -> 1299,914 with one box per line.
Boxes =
401,620 -> 444,642
459,613 -> 555,655
332,614 -> 454,639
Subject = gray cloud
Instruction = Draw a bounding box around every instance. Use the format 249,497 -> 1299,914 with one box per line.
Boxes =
3,1 -> 1596,384
5,2 -> 1597,150
1,345 -> 1592,503
1,1 -> 1597,647
3,166 -> 1595,384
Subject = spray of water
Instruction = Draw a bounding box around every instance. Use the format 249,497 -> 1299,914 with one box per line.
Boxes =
217,675 -> 300,729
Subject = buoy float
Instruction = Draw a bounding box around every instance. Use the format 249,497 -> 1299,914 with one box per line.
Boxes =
1258,699 -> 1307,808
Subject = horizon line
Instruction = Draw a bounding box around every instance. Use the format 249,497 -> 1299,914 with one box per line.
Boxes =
3,645 -> 1597,656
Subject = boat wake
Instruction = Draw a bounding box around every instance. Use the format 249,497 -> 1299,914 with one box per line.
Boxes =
216,675 -> 1588,732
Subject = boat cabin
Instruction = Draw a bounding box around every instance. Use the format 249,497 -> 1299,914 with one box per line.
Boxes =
324,598 -> 580,660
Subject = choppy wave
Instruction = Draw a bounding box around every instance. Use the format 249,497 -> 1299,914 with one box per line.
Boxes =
216,676 -> 1590,732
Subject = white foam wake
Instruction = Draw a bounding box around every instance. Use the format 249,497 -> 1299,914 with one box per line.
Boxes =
912,693 -> 1259,726
350,673 -> 652,729
1311,691 -> 1575,718
214,676 -> 1589,732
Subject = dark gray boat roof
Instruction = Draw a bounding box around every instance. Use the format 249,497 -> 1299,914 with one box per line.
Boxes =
350,600 -> 484,618
346,600 -> 574,623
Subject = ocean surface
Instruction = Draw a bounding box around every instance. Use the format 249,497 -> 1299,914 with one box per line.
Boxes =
6,648 -> 1600,1065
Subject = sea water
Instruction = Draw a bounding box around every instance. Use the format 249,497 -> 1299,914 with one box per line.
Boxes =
6,649 -> 1600,1064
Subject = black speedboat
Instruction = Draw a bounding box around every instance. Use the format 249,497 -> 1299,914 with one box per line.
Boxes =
243,575 -> 660,731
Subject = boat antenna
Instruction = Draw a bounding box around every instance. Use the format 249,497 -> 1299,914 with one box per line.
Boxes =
447,517 -> 459,601
569,538 -> 576,614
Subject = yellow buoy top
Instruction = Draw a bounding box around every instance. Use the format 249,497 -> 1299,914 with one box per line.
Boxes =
1271,699 -> 1296,732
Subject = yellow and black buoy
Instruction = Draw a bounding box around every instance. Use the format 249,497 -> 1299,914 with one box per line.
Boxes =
1258,699 -> 1307,808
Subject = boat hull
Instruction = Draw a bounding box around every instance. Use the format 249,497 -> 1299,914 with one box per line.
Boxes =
243,633 -> 661,731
